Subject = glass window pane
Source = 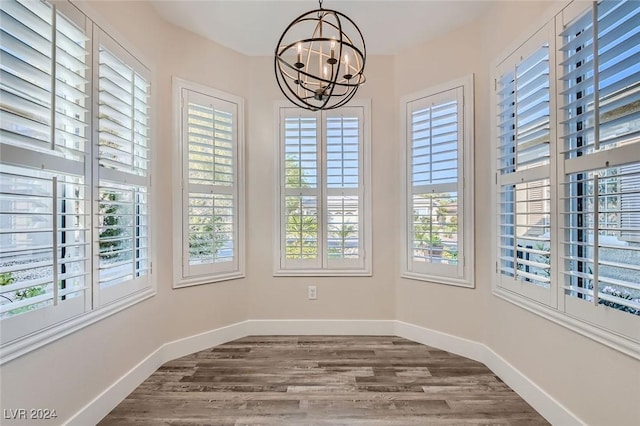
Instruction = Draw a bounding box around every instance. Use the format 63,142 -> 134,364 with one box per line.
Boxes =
327,195 -> 359,259
412,192 -> 458,265
285,196 -> 318,260
188,193 -> 234,265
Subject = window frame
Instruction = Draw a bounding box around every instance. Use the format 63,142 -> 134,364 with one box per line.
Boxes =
273,100 -> 372,277
0,0 -> 92,344
94,26 -> 153,306
0,0 -> 156,364
494,23 -> 558,307
556,0 -> 640,343
171,77 -> 245,288
490,0 -> 640,360
400,75 -> 475,288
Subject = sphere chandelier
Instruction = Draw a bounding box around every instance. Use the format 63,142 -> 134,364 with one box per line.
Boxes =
274,0 -> 367,111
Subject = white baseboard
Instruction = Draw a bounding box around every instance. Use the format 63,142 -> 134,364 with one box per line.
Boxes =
66,345 -> 164,426
66,319 -> 582,426
162,321 -> 249,362
393,320 -> 486,361
393,321 -> 583,426
65,321 -> 248,426
482,347 -> 583,426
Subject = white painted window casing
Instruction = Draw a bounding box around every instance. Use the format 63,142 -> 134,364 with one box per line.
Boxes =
401,76 -> 475,287
95,28 -> 151,306
558,0 -> 640,341
0,0 -> 155,363
495,23 -> 557,306
275,101 -> 371,276
172,78 -> 245,287
492,0 -> 640,359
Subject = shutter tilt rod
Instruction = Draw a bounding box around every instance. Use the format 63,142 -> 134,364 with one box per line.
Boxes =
592,2 -> 600,151
592,174 -> 599,307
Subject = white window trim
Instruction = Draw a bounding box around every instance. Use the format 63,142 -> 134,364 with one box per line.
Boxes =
492,287 -> 639,360
0,0 -> 157,365
490,0 -> 640,361
0,287 -> 154,364
171,77 -> 245,288
93,26 -> 153,307
400,75 -> 475,288
273,100 -> 372,277
555,1 -> 640,345
493,23 -> 558,308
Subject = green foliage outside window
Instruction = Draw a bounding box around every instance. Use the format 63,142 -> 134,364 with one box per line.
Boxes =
328,223 -> 357,258
285,156 -> 318,259
189,214 -> 228,261
0,272 -> 46,317
413,194 -> 457,262
99,192 -> 124,261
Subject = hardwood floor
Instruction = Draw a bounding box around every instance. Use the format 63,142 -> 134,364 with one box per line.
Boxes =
99,336 -> 549,425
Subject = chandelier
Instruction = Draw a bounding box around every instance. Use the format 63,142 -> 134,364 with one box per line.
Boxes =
274,0 -> 366,111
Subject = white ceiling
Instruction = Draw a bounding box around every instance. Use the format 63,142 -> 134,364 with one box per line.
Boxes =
149,1 -> 493,56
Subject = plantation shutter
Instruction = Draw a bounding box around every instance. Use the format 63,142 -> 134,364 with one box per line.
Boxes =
281,109 -> 321,269
559,0 -> 640,335
181,89 -> 239,279
0,0 -> 90,341
407,87 -> 463,279
279,106 -> 368,273
1,0 -> 53,155
95,29 -> 150,306
495,24 -> 554,305
325,108 -> 364,269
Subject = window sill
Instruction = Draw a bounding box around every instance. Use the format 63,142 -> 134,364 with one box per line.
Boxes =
401,272 -> 474,288
274,268 -> 372,277
173,272 -> 245,289
0,287 -> 156,365
493,286 -> 640,361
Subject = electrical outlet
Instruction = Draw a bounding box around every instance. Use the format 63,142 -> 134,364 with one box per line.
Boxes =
308,285 -> 317,300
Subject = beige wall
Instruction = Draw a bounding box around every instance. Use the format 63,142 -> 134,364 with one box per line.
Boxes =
1,1 -> 638,425
394,14 -> 488,343
244,54 -> 397,320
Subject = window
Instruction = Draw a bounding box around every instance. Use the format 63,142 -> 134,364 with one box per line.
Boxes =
96,29 -> 151,304
402,76 -> 474,287
493,0 -> 640,355
0,0 -> 153,361
173,78 -> 244,287
275,101 -> 371,275
559,0 -> 640,340
496,24 -> 555,305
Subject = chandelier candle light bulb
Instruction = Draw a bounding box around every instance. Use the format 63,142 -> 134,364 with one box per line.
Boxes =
328,38 -> 338,65
343,54 -> 352,80
274,0 -> 367,110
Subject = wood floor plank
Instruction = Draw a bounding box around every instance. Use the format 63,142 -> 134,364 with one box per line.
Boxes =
99,336 -> 549,425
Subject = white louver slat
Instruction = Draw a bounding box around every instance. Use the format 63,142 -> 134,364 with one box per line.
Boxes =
181,89 -> 239,278
0,0 -> 90,341
495,23 -> 553,304
560,0 -> 640,330
279,106 -> 367,272
405,84 -> 468,282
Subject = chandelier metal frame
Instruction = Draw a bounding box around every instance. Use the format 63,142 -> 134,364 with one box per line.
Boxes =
274,0 -> 367,111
